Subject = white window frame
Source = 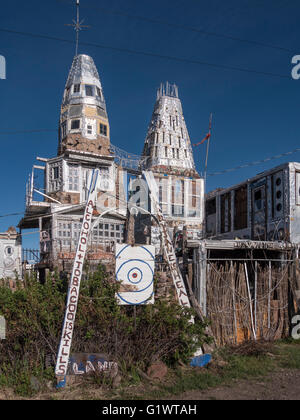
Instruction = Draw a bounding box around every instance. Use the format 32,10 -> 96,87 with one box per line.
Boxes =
48,161 -> 62,193
68,164 -> 80,192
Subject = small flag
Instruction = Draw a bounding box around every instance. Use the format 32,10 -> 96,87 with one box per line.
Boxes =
193,133 -> 211,147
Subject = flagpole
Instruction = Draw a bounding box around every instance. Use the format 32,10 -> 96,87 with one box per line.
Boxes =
204,113 -> 213,191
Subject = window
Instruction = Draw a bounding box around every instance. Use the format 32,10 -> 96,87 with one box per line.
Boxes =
165,147 -> 168,158
53,166 -> 59,180
68,165 -> 79,191
65,87 -> 70,101
92,223 -> 125,244
5,246 -> 13,257
96,87 -> 101,97
177,149 -> 179,159
159,185 -> 163,204
58,222 -> 72,247
100,123 -> 108,136
71,119 -> 80,130
61,122 -> 67,139
49,162 -> 62,193
73,84 -> 80,93
87,125 -> 93,135
85,85 -> 94,96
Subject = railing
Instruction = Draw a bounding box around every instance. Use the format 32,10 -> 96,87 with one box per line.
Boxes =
22,249 -> 40,264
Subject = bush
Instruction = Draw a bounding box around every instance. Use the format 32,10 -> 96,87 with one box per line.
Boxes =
0,266 -> 208,396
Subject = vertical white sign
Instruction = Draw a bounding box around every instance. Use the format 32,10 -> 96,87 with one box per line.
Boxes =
143,171 -> 192,309
55,170 -> 99,379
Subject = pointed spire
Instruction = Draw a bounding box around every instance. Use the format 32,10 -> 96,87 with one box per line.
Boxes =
58,54 -> 111,157
141,83 -> 198,176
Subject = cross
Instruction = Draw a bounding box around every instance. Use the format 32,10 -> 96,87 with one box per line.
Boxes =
65,0 -> 90,56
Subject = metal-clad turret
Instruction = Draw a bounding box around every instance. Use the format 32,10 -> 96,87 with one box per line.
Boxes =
58,54 -> 111,156
141,82 -> 197,177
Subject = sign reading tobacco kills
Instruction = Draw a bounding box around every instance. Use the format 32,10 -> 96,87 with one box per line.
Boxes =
55,170 -> 99,378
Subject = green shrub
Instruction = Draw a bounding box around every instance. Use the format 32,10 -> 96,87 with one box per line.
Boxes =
0,265 -> 208,395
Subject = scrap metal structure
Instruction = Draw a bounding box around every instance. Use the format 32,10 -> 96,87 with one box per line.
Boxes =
205,162 -> 300,243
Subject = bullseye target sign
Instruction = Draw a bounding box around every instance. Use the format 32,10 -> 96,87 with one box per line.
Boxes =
115,244 -> 155,305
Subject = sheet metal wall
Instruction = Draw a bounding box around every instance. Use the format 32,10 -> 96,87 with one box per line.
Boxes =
205,162 -> 300,244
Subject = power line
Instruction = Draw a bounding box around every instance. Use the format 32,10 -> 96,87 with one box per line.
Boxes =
0,212 -> 24,219
58,0 -> 295,54
0,28 -> 290,79
0,125 -> 299,176
0,129 -> 56,135
207,147 -> 300,176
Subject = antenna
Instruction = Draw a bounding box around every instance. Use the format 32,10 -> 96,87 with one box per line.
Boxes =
65,0 -> 90,56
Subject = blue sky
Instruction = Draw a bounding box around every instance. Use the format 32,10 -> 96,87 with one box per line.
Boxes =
0,0 -> 300,248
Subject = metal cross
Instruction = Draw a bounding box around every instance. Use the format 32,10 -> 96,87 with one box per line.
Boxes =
65,0 -> 90,56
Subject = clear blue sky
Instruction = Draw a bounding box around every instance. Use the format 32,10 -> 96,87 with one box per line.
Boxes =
0,0 -> 299,249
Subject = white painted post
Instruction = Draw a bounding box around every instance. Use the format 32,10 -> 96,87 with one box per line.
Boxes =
244,262 -> 257,341
255,260 -> 258,334
268,261 -> 272,330
143,171 -> 192,310
55,169 -> 99,386
0,316 -> 6,340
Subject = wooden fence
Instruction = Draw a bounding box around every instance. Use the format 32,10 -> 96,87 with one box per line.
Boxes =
206,258 -> 298,346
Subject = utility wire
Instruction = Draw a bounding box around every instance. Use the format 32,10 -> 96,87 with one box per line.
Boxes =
1,144 -> 299,221
0,28 -> 290,79
0,125 -> 299,177
58,0 -> 296,54
207,147 -> 300,176
0,212 -> 24,219
0,129 -> 56,135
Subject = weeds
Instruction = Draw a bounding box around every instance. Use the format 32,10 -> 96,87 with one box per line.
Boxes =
0,265 -> 209,396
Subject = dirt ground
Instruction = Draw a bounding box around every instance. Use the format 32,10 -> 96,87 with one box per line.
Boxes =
173,369 -> 300,400
1,369 -> 300,400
